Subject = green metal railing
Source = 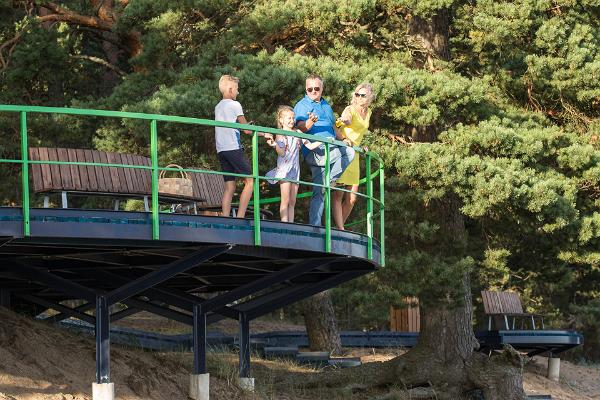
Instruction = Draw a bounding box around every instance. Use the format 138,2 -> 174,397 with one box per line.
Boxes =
0,105 -> 385,265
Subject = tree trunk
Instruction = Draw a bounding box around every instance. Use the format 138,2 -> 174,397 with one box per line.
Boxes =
302,291 -> 342,355
384,8 -> 526,399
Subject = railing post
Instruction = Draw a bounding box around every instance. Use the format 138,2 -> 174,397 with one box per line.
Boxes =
324,142 -> 331,252
379,160 -> 385,266
366,153 -> 373,260
150,119 -> 159,240
252,131 -> 261,246
20,111 -> 30,237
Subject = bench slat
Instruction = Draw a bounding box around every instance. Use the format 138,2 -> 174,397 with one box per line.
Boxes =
74,148 -> 90,191
122,153 -> 139,194
82,149 -> 98,192
29,148 -> 43,192
66,148 -> 82,190
97,151 -> 114,193
119,153 -> 135,194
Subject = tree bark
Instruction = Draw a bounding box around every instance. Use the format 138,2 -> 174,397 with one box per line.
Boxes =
302,291 -> 342,355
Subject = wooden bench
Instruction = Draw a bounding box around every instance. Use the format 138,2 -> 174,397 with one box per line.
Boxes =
481,290 -> 545,330
29,147 -> 224,212
389,297 -> 420,332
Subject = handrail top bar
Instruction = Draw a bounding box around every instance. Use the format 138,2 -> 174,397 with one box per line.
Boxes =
0,104 -> 382,162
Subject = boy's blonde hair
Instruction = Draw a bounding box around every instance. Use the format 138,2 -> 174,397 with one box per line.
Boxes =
276,105 -> 294,129
219,75 -> 239,95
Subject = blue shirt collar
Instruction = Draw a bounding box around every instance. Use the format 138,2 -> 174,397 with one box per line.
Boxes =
303,95 -> 327,105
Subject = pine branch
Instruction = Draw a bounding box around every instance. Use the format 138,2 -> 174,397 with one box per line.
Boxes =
38,2 -> 113,31
72,54 -> 126,76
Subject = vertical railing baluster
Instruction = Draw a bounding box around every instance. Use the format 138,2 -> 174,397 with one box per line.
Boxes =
252,130 -> 261,246
20,111 -> 30,237
366,153 -> 373,260
379,160 -> 385,266
150,119 -> 159,240
324,142 -> 331,252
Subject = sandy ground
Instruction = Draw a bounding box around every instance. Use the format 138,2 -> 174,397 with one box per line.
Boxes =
112,311 -> 305,336
1,308 -> 599,399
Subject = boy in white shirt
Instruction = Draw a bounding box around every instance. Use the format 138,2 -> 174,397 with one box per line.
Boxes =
215,75 -> 271,218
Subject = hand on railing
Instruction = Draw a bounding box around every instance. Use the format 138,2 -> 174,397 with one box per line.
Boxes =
302,138 -> 322,151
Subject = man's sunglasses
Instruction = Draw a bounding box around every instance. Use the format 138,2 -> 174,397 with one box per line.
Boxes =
354,92 -> 367,98
306,87 -> 321,93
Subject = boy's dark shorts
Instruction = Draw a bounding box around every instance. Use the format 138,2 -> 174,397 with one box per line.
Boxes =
217,149 -> 251,182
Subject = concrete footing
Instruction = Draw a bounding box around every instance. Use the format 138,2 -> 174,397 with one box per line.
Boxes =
547,357 -> 560,381
92,382 -> 114,400
238,377 -> 255,392
189,373 -> 210,400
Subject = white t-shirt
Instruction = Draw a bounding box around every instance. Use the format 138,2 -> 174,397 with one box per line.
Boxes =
215,99 -> 244,153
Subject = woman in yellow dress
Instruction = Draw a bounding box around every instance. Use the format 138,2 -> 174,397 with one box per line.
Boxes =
333,83 -> 374,230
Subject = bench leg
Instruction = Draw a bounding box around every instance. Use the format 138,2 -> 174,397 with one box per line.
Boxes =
61,192 -> 68,208
504,315 -> 509,330
114,200 -> 120,211
531,316 -> 536,330
43,196 -> 49,208
193,203 -> 198,215
143,196 -> 149,212
488,316 -> 492,331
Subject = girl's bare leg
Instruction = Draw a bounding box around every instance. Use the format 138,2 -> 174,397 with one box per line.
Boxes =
288,183 -> 299,222
332,189 -> 345,230
342,184 -> 360,223
279,181 -> 291,222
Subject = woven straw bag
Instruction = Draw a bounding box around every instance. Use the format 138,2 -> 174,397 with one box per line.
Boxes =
158,164 -> 193,197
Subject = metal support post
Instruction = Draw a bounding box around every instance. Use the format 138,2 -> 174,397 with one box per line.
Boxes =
193,304 -> 207,374
96,295 -> 111,384
251,130 -> 261,245
150,119 -> 159,240
324,142 -> 331,252
0,288 -> 10,308
366,154 -> 373,260
20,111 -> 30,236
239,312 -> 250,378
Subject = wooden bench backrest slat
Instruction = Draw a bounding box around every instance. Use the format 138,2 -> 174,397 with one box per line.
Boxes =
56,148 -> 73,189
481,290 -> 524,315
29,148 -> 43,192
66,148 -> 82,189
90,150 -> 107,192
106,152 -> 122,193
82,149 -> 98,191
138,155 -> 150,194
123,153 -> 139,194
46,148 -> 61,190
97,151 -> 113,193
75,149 -> 90,191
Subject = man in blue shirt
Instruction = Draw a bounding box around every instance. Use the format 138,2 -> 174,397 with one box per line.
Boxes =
294,74 -> 355,227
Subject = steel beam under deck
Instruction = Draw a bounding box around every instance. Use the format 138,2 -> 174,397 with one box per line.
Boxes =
16,294 -> 96,325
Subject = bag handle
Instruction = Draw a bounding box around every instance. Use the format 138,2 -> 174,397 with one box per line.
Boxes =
159,164 -> 189,180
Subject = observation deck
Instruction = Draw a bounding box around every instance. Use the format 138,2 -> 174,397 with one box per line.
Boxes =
0,105 -> 385,399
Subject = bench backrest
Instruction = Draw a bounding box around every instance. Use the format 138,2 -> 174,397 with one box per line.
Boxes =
481,290 -> 524,315
30,147 -> 152,195
390,297 -> 420,332
29,147 -> 224,206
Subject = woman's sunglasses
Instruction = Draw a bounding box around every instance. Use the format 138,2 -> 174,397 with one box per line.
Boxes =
354,92 -> 368,98
306,87 -> 321,93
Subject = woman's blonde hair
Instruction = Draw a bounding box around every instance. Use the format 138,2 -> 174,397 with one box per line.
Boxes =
350,82 -> 375,106
276,105 -> 294,129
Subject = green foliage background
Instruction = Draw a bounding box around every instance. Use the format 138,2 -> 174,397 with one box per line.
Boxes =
1,0 -> 599,359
